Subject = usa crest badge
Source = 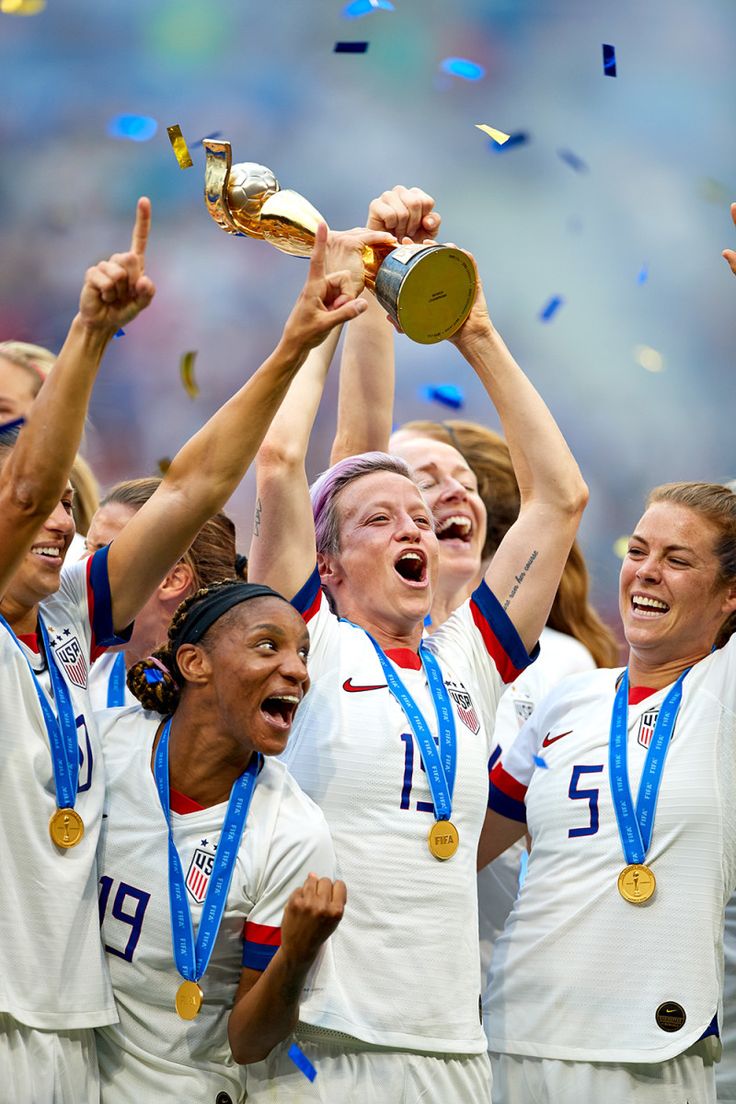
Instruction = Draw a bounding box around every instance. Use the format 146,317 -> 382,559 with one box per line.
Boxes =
54,634 -> 88,689
186,845 -> 216,903
446,680 -> 480,735
514,698 -> 534,727
637,709 -> 660,749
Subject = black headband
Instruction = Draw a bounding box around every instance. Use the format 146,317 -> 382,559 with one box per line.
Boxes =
171,583 -> 288,651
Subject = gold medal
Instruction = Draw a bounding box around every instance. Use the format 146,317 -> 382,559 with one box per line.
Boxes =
175,980 -> 203,1020
428,819 -> 459,861
617,863 -> 656,904
48,807 -> 84,849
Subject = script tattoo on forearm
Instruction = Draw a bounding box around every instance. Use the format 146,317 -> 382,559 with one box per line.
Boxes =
253,497 -> 263,538
503,549 -> 539,610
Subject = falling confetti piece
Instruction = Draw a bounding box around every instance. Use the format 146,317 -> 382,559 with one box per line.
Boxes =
334,40 -> 369,53
288,1043 -> 317,1082
166,124 -> 194,169
1,0 -> 45,11
488,131 -> 529,153
636,263 -> 648,285
113,328 -> 126,338
421,384 -> 465,409
342,0 -> 394,16
475,124 -> 510,145
180,351 -> 199,398
613,536 -> 630,560
107,115 -> 158,143
441,57 -> 486,81
602,43 -> 617,77
557,149 -> 588,173
539,295 -> 564,322
518,849 -> 529,889
157,457 -> 172,476
533,755 -> 549,770
634,344 -> 664,373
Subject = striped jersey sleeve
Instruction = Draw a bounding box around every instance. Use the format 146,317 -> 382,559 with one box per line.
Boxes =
488,705 -> 543,823
59,546 -> 133,662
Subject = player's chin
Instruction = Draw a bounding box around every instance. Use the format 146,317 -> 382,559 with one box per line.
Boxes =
252,711 -> 294,756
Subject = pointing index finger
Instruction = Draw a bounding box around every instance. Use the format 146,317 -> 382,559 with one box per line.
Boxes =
131,197 -> 152,260
308,221 -> 328,281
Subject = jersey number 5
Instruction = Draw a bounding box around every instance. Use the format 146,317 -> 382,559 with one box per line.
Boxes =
568,764 -> 603,837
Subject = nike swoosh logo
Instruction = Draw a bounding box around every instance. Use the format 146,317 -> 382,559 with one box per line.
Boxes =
542,730 -> 573,747
342,679 -> 387,693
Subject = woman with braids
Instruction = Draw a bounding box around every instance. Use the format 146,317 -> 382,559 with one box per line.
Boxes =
84,477 -> 244,709
94,579 -> 345,1103
0,202 -> 370,1102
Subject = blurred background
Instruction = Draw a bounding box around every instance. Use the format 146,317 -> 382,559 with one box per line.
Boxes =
1,0 -> 735,638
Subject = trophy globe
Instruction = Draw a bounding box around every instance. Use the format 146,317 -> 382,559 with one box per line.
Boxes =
226,163 -> 280,238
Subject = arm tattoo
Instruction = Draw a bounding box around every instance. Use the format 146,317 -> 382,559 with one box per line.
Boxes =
502,549 -> 539,611
253,496 -> 263,538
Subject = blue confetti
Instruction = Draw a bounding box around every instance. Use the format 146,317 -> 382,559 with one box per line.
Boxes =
144,668 -> 164,685
421,384 -> 465,409
334,40 -> 369,53
539,295 -> 564,322
194,130 -> 223,147
440,57 -> 486,81
636,263 -> 648,285
488,131 -> 529,153
107,114 -> 158,142
342,0 -> 394,16
113,328 -> 126,338
602,43 -> 617,77
557,148 -> 588,173
532,754 -> 549,769
518,849 -> 529,889
288,1043 -> 317,1082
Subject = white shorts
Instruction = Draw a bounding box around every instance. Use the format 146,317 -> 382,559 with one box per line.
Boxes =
490,1042 -> 716,1104
246,1036 -> 492,1104
0,1012 -> 99,1104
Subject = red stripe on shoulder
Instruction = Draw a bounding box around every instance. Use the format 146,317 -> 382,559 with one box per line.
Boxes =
303,590 -> 322,625
490,763 -> 528,802
470,602 -> 521,683
243,921 -> 282,947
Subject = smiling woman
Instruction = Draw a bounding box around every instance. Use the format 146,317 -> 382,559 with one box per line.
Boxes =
94,579 -> 346,1102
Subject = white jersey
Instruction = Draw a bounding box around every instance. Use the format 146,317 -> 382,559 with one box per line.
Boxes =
718,899 -> 736,1101
95,707 -> 337,1102
487,638 -> 736,1062
0,547 -> 124,1029
478,628 -> 597,1010
284,568 -> 537,1054
89,649 -> 135,711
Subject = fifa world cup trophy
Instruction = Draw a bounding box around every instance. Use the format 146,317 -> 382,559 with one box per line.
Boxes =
203,141 -> 476,345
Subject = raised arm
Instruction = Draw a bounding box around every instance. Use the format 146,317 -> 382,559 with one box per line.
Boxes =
450,260 -> 588,654
722,201 -> 736,275
0,199 -> 155,600
107,223 -> 366,632
331,186 -> 440,464
228,874 -> 346,1064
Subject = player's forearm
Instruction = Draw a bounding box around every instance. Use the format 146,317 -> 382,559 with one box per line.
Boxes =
259,326 -> 340,473
228,949 -> 314,1064
331,292 -> 394,464
457,325 -> 587,518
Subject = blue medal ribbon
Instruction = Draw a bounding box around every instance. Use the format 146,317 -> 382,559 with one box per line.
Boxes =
366,634 -> 457,820
153,717 -> 260,987
0,611 -> 79,809
609,668 -> 689,865
106,651 -> 128,707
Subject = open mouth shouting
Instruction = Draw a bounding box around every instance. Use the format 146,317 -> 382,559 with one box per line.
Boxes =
435,514 -> 473,545
630,593 -> 670,619
260,691 -> 301,732
393,549 -> 429,587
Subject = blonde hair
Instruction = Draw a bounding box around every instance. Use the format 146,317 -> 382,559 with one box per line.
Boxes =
399,418 -> 619,667
0,341 -> 56,388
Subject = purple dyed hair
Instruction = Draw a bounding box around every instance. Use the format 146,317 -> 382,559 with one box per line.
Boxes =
310,452 -> 418,556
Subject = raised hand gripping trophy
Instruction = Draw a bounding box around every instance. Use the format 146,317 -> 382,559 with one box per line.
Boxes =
203,141 -> 476,344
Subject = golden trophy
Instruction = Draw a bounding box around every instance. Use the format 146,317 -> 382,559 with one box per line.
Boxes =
203,141 -> 476,344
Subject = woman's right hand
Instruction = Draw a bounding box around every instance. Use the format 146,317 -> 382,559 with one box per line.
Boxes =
280,873 -> 347,967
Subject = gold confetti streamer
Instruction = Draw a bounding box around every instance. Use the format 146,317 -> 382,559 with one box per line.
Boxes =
613,536 -> 630,560
180,351 -> 199,399
634,345 -> 665,373
475,123 -> 510,145
157,457 -> 172,476
166,124 -> 194,170
1,0 -> 46,13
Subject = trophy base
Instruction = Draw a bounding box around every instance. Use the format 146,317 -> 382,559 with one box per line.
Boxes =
374,245 -> 476,344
